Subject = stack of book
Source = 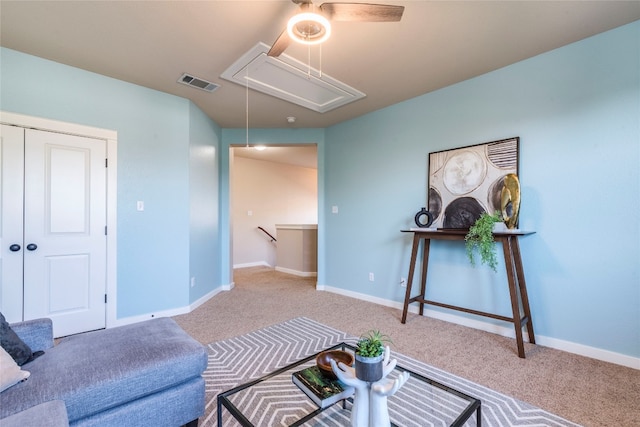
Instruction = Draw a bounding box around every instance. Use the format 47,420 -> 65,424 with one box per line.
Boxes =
292,365 -> 354,409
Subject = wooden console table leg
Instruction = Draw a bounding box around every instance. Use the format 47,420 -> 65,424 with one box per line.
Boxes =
502,236 -> 526,358
512,237 -> 535,344
418,238 -> 430,316
401,234 -> 421,323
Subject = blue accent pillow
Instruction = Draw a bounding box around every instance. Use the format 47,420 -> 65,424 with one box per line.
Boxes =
0,312 -> 38,366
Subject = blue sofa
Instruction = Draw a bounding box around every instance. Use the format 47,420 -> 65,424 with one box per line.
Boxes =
0,317 -> 207,427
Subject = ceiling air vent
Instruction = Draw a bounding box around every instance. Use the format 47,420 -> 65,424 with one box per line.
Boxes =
177,73 -> 220,93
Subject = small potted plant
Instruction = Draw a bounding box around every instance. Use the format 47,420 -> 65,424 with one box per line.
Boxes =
465,211 -> 503,272
354,330 -> 392,382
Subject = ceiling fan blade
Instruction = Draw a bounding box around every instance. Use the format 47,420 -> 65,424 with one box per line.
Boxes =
268,29 -> 291,57
319,3 -> 404,22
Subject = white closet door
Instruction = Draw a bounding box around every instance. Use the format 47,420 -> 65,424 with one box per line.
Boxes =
23,129 -> 106,336
0,125 -> 26,323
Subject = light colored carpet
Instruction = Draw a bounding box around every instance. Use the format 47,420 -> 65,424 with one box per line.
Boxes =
173,267 -> 640,426
203,317 -> 579,426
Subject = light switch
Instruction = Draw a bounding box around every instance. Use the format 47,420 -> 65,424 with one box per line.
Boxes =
332,206 -> 338,214
137,201 -> 144,211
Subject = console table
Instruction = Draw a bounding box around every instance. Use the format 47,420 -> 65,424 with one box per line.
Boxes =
400,228 -> 536,358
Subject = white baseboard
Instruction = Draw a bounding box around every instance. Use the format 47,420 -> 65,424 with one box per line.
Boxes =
189,287 -> 224,311
233,261 -> 272,269
275,266 -> 317,277
108,286 -> 224,328
319,285 -> 640,370
232,262 -> 318,278
109,307 -> 190,328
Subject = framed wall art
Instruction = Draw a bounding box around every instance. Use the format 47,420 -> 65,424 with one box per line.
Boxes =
427,137 -> 519,229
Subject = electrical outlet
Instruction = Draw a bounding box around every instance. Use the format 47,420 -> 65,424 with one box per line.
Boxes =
190,277 -> 196,288
400,277 -> 407,287
369,272 -> 375,282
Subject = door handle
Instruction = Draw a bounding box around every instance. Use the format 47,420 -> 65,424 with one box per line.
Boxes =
9,244 -> 21,252
26,243 -> 38,251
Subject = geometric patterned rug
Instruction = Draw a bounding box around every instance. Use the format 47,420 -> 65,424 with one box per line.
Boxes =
202,317 -> 581,426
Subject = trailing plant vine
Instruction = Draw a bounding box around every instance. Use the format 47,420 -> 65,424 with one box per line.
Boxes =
465,212 -> 503,272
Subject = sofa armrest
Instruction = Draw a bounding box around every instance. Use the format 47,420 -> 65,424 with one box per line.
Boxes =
10,318 -> 54,352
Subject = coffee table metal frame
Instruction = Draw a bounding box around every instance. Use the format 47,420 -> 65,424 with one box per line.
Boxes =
217,342 -> 481,427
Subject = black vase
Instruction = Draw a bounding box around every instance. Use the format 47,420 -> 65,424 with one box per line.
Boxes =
414,207 -> 433,228
354,354 -> 384,382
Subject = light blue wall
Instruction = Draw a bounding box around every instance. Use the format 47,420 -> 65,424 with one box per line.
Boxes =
0,48 -> 220,318
220,128 -> 325,286
189,103 -> 221,302
324,21 -> 640,358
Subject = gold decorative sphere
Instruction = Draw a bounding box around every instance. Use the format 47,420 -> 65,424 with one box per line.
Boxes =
501,174 -> 521,229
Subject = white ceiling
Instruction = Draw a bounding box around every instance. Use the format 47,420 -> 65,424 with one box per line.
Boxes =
1,1 -> 639,130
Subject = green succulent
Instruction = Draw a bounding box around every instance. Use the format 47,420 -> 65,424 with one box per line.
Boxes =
355,330 -> 392,357
465,211 -> 503,272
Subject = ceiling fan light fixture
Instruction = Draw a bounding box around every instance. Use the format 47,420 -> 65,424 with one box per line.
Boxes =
287,12 -> 331,45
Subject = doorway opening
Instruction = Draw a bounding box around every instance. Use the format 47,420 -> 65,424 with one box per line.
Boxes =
229,144 -> 318,283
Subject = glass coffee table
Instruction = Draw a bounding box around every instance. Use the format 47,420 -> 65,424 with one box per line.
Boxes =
217,343 -> 481,427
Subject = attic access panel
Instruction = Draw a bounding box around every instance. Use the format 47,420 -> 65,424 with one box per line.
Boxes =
221,43 -> 365,113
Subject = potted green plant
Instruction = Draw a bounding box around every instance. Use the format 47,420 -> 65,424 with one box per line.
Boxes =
465,211 -> 503,272
354,330 -> 392,382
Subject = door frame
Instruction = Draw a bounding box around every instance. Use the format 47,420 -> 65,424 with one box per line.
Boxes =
229,144 -> 319,273
0,111 -> 117,330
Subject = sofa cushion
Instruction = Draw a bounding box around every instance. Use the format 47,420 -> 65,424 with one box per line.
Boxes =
0,346 -> 30,392
0,400 -> 69,427
11,318 -> 54,353
0,317 -> 207,422
0,312 -> 36,366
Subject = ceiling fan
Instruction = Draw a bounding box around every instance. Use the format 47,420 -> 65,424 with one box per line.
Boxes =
267,0 -> 405,57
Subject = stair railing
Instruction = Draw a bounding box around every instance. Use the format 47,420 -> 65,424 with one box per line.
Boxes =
257,226 -> 277,243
